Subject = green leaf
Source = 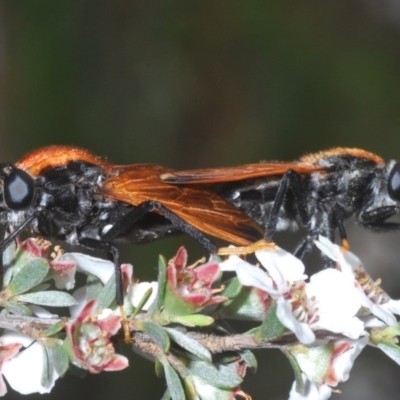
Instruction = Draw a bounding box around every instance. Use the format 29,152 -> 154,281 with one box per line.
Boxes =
30,284 -> 51,293
15,291 -> 77,307
160,390 -> 172,400
5,302 -> 33,316
68,363 -> 88,378
186,360 -> 242,389
257,301 -> 285,341
97,273 -> 116,310
377,340 -> 400,365
2,239 -> 17,273
221,277 -> 242,299
285,349 -> 305,395
132,287 -> 154,318
155,358 -> 165,378
43,320 -> 67,337
160,357 -> 185,400
142,321 -> 170,353
219,282 -> 271,321
164,328 -> 212,363
7,259 -> 49,295
3,242 -> 17,287
181,376 -> 201,400
49,342 -> 69,376
240,350 -> 257,373
148,255 -> 167,316
86,274 -> 103,300
169,314 -> 214,327
285,342 -> 335,391
41,343 -> 51,388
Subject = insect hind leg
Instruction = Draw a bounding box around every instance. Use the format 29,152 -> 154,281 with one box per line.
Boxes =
150,202 -> 218,253
102,200 -> 218,254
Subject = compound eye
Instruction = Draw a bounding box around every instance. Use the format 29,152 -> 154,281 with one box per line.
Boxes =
388,162 -> 400,201
3,168 -> 35,210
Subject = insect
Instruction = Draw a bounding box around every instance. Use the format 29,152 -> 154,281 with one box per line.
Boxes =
160,148 -> 400,258
0,145 -> 264,334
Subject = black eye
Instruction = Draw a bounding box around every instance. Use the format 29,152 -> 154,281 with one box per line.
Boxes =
388,162 -> 400,201
3,168 -> 35,210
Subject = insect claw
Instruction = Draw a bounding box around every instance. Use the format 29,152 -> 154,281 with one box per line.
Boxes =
119,305 -> 133,343
340,238 -> 350,253
217,239 -> 277,256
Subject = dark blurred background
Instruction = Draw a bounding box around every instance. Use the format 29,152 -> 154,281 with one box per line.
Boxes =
1,1 -> 400,399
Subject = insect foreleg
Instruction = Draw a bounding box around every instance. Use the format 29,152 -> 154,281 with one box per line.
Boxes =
78,237 -> 132,342
0,214 -> 37,255
101,202 -> 155,241
359,206 -> 400,231
78,237 -> 122,303
359,206 -> 400,225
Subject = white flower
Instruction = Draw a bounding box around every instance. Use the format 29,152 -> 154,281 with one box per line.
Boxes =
2,333 -> 59,395
220,247 -> 307,296
221,245 -> 364,344
0,333 -> 26,396
67,253 -> 157,315
62,253 -> 114,284
315,236 -> 400,326
305,269 -> 364,339
275,267 -> 364,344
49,254 -> 77,290
66,254 -> 116,317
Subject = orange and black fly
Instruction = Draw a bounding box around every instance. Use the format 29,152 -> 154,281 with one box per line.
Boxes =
0,145 -> 264,329
161,148 -> 398,258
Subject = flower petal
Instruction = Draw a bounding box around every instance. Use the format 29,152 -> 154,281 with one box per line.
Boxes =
276,298 -> 315,344
3,342 -> 59,394
256,247 -> 307,285
236,262 -> 277,294
62,253 -> 114,284
307,269 -> 364,339
103,354 -> 129,371
128,281 -> 158,310
289,375 -> 332,400
219,254 -> 244,272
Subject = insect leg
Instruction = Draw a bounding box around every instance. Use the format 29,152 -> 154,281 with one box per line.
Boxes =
102,201 -> 218,253
361,221 -> 400,231
0,214 -> 37,254
151,202 -> 218,252
78,238 -> 121,301
359,206 -> 400,225
293,237 -> 312,259
328,204 -> 349,249
265,169 -> 309,240
78,237 -> 132,342
101,201 -> 154,241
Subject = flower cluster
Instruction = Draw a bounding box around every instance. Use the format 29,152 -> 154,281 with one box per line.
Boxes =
0,235 -> 399,399
220,236 -> 400,399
